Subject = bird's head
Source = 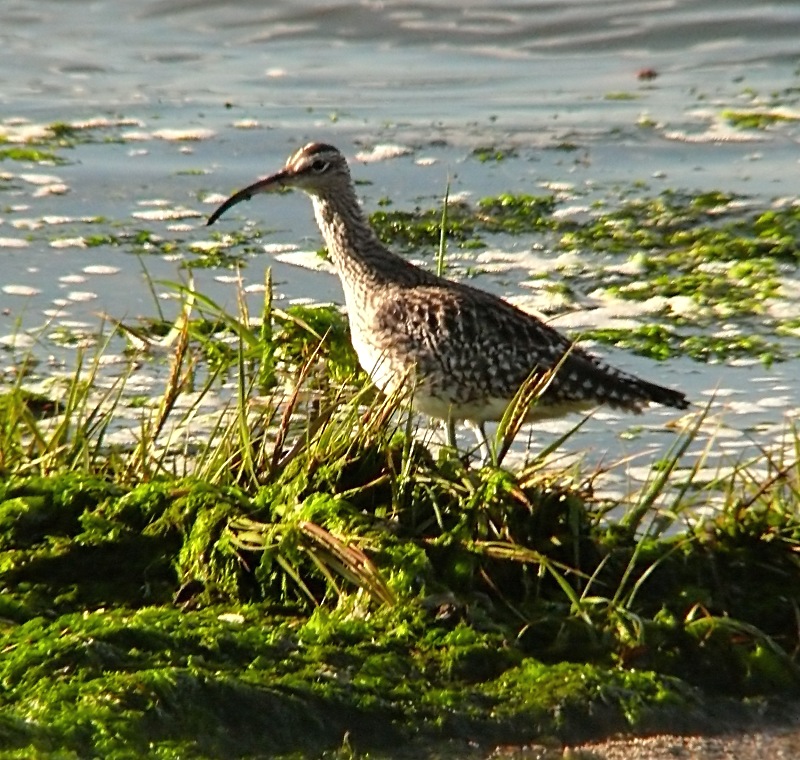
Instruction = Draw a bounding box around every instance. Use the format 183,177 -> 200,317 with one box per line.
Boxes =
207,142 -> 349,225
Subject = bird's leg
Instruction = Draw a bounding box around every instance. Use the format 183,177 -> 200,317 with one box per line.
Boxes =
463,420 -> 492,466
476,422 -> 492,466
446,414 -> 458,450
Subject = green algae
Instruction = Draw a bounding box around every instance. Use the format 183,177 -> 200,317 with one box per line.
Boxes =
0,118 -> 127,167
476,193 -> 557,234
723,109 -> 800,130
0,390 -> 64,422
125,302 -> 358,385
580,325 -> 785,365
0,605 -> 703,758
83,229 -> 182,259
277,304 -> 361,383
0,147 -> 64,164
369,205 -> 484,250
603,92 -> 639,100
2,439 -> 800,757
0,402 -> 799,755
368,193 -> 555,251
472,146 -> 518,162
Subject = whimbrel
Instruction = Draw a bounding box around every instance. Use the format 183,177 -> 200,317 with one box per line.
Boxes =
207,142 -> 688,456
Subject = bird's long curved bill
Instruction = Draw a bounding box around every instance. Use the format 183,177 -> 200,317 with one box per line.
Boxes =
206,170 -> 288,226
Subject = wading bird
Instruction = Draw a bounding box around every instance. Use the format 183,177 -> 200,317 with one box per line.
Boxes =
208,143 -> 688,458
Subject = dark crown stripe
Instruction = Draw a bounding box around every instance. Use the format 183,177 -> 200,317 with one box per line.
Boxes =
303,142 -> 338,156
287,142 -> 340,168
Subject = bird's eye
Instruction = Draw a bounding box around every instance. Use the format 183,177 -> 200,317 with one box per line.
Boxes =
310,159 -> 330,173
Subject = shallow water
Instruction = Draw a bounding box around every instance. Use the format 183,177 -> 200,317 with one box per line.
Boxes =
1,0 -> 799,483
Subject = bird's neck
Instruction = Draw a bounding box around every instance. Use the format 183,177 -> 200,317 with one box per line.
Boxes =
310,191 -> 424,289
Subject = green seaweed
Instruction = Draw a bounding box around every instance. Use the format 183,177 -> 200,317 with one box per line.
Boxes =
0,147 -> 64,163
723,109 -> 799,130
580,325 -> 785,365
472,146 -> 518,162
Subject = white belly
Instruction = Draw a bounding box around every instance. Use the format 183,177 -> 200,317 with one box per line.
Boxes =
352,331 -> 596,425
351,331 -> 405,396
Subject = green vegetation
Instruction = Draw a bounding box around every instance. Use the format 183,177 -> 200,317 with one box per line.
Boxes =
368,194 -> 557,255
0,146 -> 65,163
603,92 -> 639,101
2,267 -> 800,758
472,146 -> 518,162
579,325 -> 784,365
722,109 -> 800,130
